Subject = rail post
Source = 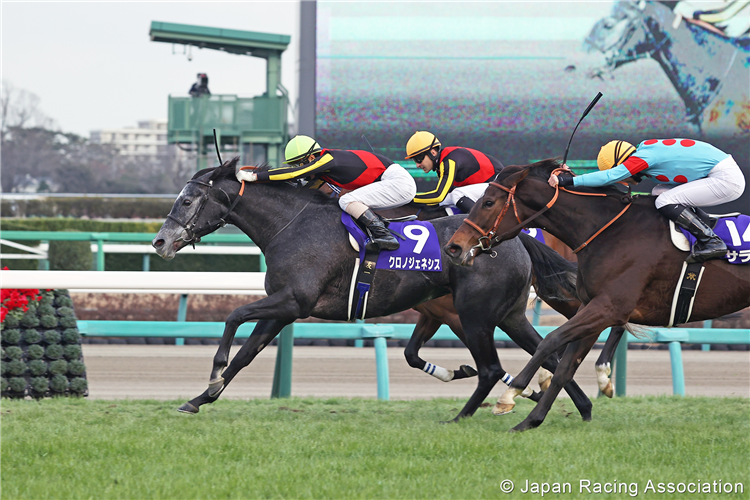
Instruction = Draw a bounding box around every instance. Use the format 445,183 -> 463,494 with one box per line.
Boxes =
271,325 -> 294,398
613,328 -> 628,397
362,325 -> 394,401
656,329 -> 689,396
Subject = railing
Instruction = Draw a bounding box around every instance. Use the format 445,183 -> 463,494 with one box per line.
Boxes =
0,231 -> 265,272
3,270 -> 747,400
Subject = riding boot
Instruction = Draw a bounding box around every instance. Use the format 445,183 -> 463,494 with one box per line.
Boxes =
357,209 -> 399,251
658,204 -> 727,263
691,206 -> 718,229
455,196 -> 476,214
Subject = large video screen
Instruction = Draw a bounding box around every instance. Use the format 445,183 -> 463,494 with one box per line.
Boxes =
316,1 -> 749,210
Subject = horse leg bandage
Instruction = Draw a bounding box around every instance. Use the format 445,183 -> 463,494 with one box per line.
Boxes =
422,362 -> 453,382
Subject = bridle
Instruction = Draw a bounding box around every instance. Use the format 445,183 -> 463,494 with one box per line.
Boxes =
461,167 -> 633,255
167,178 -> 244,247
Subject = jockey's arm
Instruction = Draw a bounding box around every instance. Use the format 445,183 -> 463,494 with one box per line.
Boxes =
413,159 -> 456,204
255,153 -> 334,182
573,161 -> 643,188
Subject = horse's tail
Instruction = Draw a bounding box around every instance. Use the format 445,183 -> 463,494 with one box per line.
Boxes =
518,232 -> 578,302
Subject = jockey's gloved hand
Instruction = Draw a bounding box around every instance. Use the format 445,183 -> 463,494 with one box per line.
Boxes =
557,173 -> 574,187
236,169 -> 258,183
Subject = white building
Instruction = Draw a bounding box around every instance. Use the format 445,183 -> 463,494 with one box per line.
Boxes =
90,120 -> 169,159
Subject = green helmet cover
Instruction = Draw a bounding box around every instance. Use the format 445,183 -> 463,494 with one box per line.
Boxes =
284,135 -> 322,164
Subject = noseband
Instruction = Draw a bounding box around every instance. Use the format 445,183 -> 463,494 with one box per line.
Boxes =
167,179 -> 243,247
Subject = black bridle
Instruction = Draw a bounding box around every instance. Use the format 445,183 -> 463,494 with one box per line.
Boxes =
166,178 -> 243,247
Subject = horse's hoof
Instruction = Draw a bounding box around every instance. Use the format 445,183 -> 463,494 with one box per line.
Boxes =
602,381 -> 613,398
208,377 -> 224,397
177,402 -> 199,414
460,365 -> 478,377
492,403 -> 515,416
538,369 -> 552,392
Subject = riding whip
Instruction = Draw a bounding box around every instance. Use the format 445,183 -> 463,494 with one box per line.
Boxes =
212,128 -> 223,165
562,92 -> 603,167
361,134 -> 376,153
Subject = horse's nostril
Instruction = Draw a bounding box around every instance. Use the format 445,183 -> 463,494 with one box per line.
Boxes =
444,244 -> 460,256
153,239 -> 164,249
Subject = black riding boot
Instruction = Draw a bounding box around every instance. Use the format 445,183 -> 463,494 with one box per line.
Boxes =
691,206 -> 718,229
659,204 -> 727,263
455,196 -> 476,214
357,209 -> 399,251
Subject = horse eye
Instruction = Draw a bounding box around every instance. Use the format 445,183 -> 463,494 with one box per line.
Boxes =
483,200 -> 494,209
183,199 -> 192,206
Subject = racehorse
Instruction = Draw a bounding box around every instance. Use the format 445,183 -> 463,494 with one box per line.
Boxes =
380,203 -> 626,398
152,157 -> 596,420
444,158 -> 750,431
585,0 -> 750,135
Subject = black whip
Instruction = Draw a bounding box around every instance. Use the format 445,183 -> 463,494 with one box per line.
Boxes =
562,92 -> 603,167
212,128 -> 223,165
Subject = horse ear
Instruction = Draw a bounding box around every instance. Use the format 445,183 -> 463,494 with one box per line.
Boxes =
503,168 -> 530,188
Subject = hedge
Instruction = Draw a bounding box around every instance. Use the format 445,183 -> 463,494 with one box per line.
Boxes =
1,197 -> 175,219
1,289 -> 88,399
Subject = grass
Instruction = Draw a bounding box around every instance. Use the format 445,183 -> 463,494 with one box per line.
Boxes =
1,396 -> 748,499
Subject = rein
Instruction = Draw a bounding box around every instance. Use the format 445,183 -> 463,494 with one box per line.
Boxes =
167,179 -> 246,246
461,168 -> 633,254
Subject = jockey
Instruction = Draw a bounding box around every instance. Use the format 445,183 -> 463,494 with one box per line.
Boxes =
237,135 -> 416,251
405,131 -> 504,213
548,139 -> 746,263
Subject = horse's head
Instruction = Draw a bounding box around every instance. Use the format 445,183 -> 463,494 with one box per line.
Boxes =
152,157 -> 243,260
585,0 -> 652,74
444,160 -> 559,266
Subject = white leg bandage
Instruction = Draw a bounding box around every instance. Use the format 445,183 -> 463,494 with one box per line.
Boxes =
422,362 -> 454,382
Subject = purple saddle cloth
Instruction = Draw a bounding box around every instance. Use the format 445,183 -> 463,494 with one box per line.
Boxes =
678,214 -> 750,264
342,214 -> 443,272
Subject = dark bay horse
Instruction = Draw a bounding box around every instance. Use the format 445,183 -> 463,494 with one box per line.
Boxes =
585,0 -> 750,135
380,202 -> 626,398
152,158 -> 596,420
444,159 -> 750,431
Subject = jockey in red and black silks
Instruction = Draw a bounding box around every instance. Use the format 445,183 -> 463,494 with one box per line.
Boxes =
255,149 -> 391,190
405,131 -> 504,213
238,135 -> 416,251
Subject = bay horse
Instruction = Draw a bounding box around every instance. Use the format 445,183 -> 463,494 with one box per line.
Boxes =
444,158 -> 750,431
380,202 -> 626,398
585,0 -> 750,135
152,158 -> 596,420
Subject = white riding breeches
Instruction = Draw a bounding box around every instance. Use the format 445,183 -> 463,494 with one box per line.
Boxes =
653,156 -> 746,209
339,164 -> 417,211
439,183 -> 490,206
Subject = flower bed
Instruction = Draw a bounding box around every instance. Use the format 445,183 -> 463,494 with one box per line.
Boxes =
1,280 -> 87,399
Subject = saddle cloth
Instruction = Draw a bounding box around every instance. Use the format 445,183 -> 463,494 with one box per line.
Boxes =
342,214 -> 443,272
669,213 -> 750,264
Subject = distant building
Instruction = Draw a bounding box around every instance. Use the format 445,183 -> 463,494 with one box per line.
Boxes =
90,120 -> 170,161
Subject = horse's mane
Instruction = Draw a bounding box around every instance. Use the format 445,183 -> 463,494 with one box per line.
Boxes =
495,158 -> 634,197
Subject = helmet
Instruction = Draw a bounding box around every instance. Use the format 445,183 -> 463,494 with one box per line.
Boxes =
284,135 -> 322,164
597,140 -> 636,171
405,131 -> 441,159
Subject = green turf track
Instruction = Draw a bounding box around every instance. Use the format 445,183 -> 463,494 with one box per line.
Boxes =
2,396 -> 748,499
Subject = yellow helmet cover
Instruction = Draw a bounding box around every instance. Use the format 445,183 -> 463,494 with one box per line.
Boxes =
405,131 -> 441,159
597,140 -> 636,170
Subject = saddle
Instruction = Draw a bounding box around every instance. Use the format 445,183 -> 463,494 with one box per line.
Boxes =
667,213 -> 749,326
342,214 -> 444,321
